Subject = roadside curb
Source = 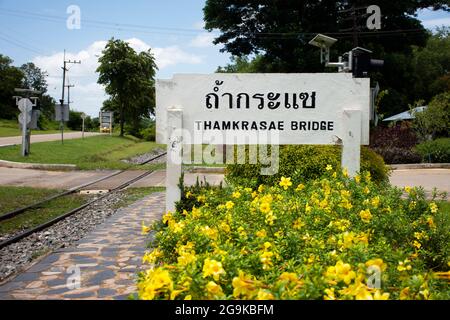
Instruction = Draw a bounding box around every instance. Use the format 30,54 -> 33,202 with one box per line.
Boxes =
0,160 -> 77,171
185,166 -> 226,174
389,163 -> 450,170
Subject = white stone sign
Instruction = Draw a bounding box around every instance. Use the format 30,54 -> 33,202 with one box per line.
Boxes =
156,73 -> 371,212
156,73 -> 370,145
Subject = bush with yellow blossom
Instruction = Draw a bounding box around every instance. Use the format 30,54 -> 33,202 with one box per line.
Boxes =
137,168 -> 449,300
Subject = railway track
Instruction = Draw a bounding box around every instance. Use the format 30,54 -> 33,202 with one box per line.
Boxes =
0,151 -> 167,250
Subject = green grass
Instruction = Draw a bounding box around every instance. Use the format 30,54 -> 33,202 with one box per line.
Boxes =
439,201 -> 450,215
113,187 -> 165,209
0,119 -> 72,137
0,186 -> 62,216
0,187 -> 165,236
0,190 -> 89,236
0,135 -> 165,170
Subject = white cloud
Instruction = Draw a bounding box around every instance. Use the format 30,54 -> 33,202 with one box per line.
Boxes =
189,33 -> 217,48
32,38 -> 203,116
422,17 -> 450,30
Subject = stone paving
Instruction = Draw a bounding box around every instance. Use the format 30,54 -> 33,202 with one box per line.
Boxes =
0,192 -> 165,300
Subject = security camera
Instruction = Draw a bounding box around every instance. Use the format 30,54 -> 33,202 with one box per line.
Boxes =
308,34 -> 338,64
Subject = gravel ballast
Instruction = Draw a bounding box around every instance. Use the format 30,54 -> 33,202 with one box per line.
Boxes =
0,191 -> 129,282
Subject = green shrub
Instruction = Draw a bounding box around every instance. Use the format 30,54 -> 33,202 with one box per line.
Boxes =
139,124 -> 156,141
415,138 -> 450,163
226,145 -> 389,189
138,171 -> 450,300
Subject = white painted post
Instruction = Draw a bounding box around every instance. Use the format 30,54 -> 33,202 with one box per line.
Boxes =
341,109 -> 362,178
166,107 -> 183,213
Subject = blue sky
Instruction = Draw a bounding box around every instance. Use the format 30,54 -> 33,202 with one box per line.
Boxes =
0,0 -> 448,116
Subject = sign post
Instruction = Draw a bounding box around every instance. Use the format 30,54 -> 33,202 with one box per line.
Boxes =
157,73 -> 370,211
99,111 -> 114,135
17,98 -> 35,157
81,113 -> 86,139
166,107 -> 183,213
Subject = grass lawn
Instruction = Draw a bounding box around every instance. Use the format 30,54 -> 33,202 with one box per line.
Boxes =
0,190 -> 88,236
0,119 -> 71,137
0,186 -> 165,237
0,186 -> 62,216
0,135 -> 165,170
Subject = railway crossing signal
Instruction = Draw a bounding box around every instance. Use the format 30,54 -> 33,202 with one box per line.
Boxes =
14,89 -> 41,157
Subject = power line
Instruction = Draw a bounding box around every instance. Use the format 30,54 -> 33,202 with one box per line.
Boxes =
0,7 -> 428,40
0,33 -> 44,55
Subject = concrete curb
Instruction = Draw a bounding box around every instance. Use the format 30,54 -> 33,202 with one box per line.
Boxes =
389,163 -> 450,170
185,166 -> 226,174
0,160 -> 77,171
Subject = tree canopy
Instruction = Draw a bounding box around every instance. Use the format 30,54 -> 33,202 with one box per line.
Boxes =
97,38 -> 158,136
205,0 -> 449,116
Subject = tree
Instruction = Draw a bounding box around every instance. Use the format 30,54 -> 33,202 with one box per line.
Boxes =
412,91 -> 450,141
20,62 -> 48,93
0,54 -> 24,119
411,26 -> 450,103
205,1 -> 449,115
97,38 -> 157,136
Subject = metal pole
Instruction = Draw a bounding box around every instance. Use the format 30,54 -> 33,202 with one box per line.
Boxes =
82,116 -> 85,139
61,56 -> 67,145
21,102 -> 27,157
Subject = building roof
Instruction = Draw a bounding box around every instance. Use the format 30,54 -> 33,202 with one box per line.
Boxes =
383,106 -> 428,122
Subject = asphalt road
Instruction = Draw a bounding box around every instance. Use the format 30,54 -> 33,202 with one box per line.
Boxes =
0,168 -> 448,198
0,132 -> 104,147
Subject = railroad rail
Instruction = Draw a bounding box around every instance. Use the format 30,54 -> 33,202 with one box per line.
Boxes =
0,151 -> 167,250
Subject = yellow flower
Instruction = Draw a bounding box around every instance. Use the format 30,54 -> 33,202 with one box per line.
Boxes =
232,191 -> 241,199
203,258 -> 226,281
265,211 -> 277,226
429,202 -> 438,214
201,226 -> 219,240
404,186 -> 412,194
220,222 -> 231,233
325,260 -> 356,285
371,196 -> 380,208
359,209 -> 373,223
400,287 -> 410,300
293,218 -> 305,230
184,295 -> 192,300
186,191 -> 193,199
225,201 -> 235,210
177,250 -> 197,266
257,289 -> 275,300
426,216 -> 436,229
413,240 -> 422,249
258,185 -> 265,193
326,165 -> 333,171
205,281 -> 224,299
232,270 -> 259,299
397,260 -> 412,272
260,202 -> 271,214
296,184 -> 305,192
324,288 -> 336,300
365,258 -> 387,272
256,229 -> 267,238
142,248 -> 162,264
197,195 -> 206,203
141,221 -> 151,235
138,268 -> 173,300
162,211 -> 173,224
279,177 -> 293,190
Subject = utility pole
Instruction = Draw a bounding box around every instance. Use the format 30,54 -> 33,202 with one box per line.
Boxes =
60,50 -> 81,144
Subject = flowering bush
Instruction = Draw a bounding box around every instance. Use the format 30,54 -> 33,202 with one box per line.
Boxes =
138,168 -> 449,300
226,145 -> 389,189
